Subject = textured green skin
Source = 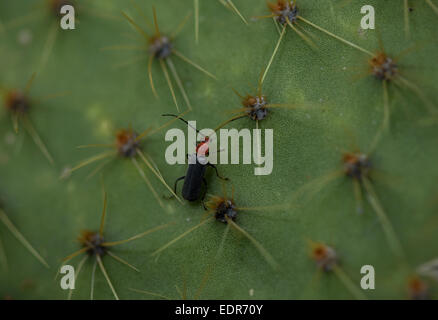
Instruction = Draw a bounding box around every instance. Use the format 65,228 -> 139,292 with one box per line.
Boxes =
0,0 -> 437,299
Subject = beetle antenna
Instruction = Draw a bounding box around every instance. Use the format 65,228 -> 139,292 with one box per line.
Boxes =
162,114 -> 202,135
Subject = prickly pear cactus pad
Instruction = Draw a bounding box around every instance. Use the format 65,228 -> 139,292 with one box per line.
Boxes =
0,0 -> 437,300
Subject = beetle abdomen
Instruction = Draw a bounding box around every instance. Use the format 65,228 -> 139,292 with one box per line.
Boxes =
182,163 -> 206,201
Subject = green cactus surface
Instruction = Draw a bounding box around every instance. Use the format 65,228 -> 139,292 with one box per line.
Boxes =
0,0 -> 437,300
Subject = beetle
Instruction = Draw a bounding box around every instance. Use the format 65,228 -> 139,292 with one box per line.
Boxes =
162,114 -> 228,205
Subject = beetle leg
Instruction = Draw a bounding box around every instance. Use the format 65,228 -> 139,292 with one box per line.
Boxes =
174,176 -> 185,194
208,164 -> 229,181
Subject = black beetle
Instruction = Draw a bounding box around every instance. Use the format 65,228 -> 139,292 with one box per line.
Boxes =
162,114 -> 228,206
